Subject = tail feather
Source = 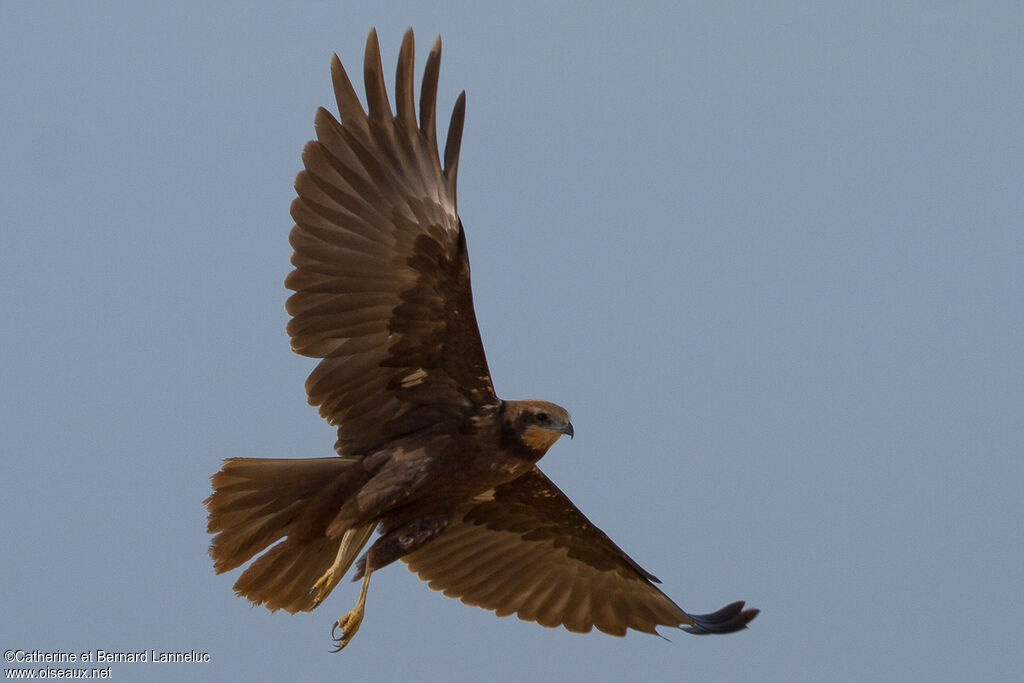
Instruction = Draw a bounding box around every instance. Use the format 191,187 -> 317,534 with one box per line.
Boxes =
232,536 -> 340,613
208,502 -> 308,573
205,456 -> 368,610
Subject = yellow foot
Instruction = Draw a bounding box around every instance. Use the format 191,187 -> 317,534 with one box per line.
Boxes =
310,567 -> 340,608
330,606 -> 364,652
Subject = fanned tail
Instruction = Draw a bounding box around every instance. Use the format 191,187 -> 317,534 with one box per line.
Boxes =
205,456 -> 370,612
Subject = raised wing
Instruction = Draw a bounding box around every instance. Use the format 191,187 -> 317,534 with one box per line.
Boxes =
403,467 -> 758,636
286,28 -> 496,455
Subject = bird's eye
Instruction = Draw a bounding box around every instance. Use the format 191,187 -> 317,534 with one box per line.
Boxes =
536,412 -> 549,422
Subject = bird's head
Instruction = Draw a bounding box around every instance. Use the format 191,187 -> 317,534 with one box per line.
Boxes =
501,399 -> 574,455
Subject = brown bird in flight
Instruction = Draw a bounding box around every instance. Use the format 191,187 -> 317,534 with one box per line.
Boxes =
206,27 -> 758,650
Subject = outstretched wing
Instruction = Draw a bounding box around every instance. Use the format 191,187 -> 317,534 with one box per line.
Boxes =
403,467 -> 758,636
286,28 -> 496,455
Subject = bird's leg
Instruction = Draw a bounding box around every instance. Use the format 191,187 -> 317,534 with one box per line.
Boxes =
330,567 -> 371,652
328,515 -> 449,652
311,523 -> 376,608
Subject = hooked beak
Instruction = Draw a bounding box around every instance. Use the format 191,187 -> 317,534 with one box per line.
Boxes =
560,421 -> 574,440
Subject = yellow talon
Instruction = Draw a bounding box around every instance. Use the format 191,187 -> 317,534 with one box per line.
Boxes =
330,607 -> 364,652
310,526 -> 376,609
329,568 -> 372,652
310,568 -> 339,608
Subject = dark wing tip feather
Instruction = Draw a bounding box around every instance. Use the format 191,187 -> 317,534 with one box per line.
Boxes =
329,53 -> 367,134
443,90 -> 466,201
395,27 -> 417,130
681,601 -> 759,635
363,27 -> 392,121
419,35 -> 442,156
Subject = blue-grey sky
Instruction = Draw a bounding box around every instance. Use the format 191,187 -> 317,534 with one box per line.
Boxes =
2,2 -> 1022,681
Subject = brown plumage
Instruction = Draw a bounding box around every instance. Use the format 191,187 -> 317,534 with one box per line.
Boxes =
206,27 -> 757,649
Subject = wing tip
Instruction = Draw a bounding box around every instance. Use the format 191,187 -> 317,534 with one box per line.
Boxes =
681,600 -> 759,635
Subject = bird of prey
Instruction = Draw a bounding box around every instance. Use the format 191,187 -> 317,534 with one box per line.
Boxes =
206,27 -> 758,651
